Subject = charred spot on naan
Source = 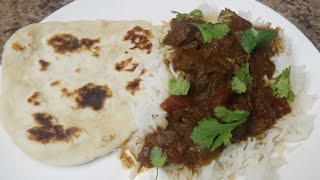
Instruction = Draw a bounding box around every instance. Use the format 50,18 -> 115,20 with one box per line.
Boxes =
126,78 -> 141,95
140,68 -> 147,76
114,57 -> 139,72
61,88 -> 71,96
38,59 -> 50,71
92,46 -> 101,57
125,63 -> 139,72
11,42 -> 26,52
115,57 -> 133,71
124,26 -> 153,54
75,68 -> 81,73
80,38 -> 99,49
47,33 -> 101,56
48,34 -> 79,53
61,83 -> 113,111
50,80 -> 60,87
33,113 -> 53,127
27,113 -> 81,144
27,92 -> 40,106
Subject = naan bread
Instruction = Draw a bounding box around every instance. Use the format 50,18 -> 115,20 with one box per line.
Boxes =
1,20 -> 163,165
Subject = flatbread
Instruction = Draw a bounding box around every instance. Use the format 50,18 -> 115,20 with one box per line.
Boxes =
1,20 -> 163,165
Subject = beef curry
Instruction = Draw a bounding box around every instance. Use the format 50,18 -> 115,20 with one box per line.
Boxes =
138,9 -> 292,169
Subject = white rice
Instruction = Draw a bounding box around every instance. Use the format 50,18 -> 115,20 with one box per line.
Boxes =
123,3 -> 317,180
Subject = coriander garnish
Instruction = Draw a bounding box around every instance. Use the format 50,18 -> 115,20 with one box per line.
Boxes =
192,23 -> 230,43
241,27 -> 278,53
149,146 -> 167,180
271,67 -> 295,102
171,9 -> 203,20
231,62 -> 252,94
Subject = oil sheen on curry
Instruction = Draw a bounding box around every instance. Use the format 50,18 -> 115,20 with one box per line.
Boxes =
138,9 -> 293,169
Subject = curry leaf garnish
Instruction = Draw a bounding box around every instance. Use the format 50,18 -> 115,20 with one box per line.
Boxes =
192,23 -> 230,43
149,146 -> 167,180
231,62 -> 252,94
168,77 -> 190,95
191,117 -> 247,152
171,9 -> 203,20
271,67 -> 295,102
241,27 -> 278,53
214,106 -> 250,123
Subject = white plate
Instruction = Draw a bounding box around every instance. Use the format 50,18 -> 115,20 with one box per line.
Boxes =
1,0 -> 320,179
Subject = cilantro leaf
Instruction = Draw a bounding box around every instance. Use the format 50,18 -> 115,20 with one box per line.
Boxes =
171,11 -> 188,20
241,27 -> 278,53
191,117 -> 246,152
255,30 -> 278,47
192,23 -> 230,43
214,106 -> 250,123
287,90 -> 295,102
149,146 -> 167,180
231,76 -> 247,94
168,77 -> 190,95
271,67 -> 295,102
188,9 -> 203,19
210,24 -> 231,40
210,131 -> 232,152
171,9 -> 203,20
231,62 -> 252,94
241,29 -> 256,53
150,146 -> 167,168
192,23 -> 213,43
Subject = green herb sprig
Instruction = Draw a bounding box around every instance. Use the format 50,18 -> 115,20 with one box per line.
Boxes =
272,67 -> 295,102
149,146 -> 167,180
241,27 -> 278,53
191,106 -> 249,152
168,77 -> 190,96
231,62 -> 252,94
171,9 -> 203,20
192,23 -> 230,43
